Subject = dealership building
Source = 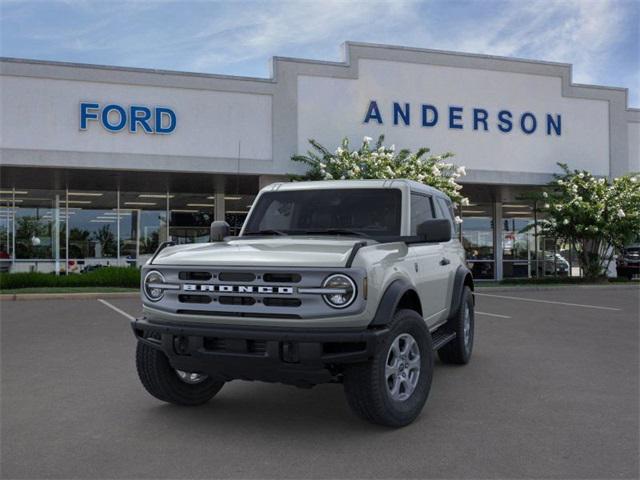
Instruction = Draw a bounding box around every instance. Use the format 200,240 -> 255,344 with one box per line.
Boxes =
1,42 -> 638,279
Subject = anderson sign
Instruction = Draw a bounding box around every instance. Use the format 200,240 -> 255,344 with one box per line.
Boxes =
363,100 -> 562,136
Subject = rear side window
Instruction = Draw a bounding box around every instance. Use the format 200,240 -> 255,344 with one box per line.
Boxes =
410,193 -> 435,235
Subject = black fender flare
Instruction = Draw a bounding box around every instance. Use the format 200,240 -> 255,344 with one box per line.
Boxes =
369,278 -> 416,327
448,265 -> 474,321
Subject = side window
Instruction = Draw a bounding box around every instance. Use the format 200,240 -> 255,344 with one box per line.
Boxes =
436,197 -> 457,236
410,193 -> 434,235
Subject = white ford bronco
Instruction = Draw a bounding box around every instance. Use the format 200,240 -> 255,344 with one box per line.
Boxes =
132,179 -> 475,427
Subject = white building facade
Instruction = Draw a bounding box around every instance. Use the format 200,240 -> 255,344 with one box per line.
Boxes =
1,42 -> 638,279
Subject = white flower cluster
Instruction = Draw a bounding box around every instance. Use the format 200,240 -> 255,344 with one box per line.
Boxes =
538,163 -> 640,277
293,135 -> 469,205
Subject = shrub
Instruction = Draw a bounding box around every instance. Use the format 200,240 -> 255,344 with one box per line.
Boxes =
0,267 -> 141,290
535,163 -> 640,279
291,135 -> 469,206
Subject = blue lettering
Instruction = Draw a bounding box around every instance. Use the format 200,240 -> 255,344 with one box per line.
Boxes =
497,110 -> 513,132
520,112 -> 537,134
101,104 -> 127,132
449,106 -> 463,129
546,114 -> 561,136
363,100 -> 383,124
155,107 -> 176,134
80,102 -> 99,130
393,102 -> 410,126
421,104 -> 438,127
130,105 -> 153,133
473,108 -> 489,131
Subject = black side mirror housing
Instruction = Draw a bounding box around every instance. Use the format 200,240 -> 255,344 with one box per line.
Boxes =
210,221 -> 230,242
416,218 -> 452,243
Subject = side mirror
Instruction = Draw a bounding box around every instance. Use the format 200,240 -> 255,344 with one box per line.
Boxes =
416,218 -> 452,243
210,221 -> 230,242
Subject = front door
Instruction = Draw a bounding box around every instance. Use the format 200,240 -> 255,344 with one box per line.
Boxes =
409,192 -> 449,325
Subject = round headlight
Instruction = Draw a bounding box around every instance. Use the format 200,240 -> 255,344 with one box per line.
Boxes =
143,270 -> 165,302
322,274 -> 356,309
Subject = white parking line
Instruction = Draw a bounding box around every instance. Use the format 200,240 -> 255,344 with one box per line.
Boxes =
475,311 -> 512,319
475,293 -> 621,311
98,299 -> 135,320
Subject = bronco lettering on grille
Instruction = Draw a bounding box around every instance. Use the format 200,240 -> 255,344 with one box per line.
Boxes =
182,284 -> 294,295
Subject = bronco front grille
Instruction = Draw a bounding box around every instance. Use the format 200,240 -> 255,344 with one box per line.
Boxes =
147,266 -> 366,319
179,271 -> 212,281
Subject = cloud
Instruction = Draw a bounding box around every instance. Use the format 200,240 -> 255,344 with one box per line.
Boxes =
1,0 -> 637,104
182,0 -> 419,71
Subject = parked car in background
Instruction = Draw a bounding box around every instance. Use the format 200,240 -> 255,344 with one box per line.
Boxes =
617,243 -> 640,280
0,250 -> 11,272
537,252 -> 569,276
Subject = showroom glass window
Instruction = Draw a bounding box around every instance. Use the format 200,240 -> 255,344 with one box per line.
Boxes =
14,189 -> 64,264
170,192 -> 215,244
66,191 -> 118,271
461,203 -> 495,279
501,202 -> 535,278
120,192 -> 169,260
0,191 -> 15,271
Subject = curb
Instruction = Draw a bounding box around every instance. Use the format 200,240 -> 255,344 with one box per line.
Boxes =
0,292 -> 139,301
476,283 -> 639,292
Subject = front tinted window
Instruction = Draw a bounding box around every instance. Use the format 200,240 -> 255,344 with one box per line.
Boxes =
410,193 -> 434,234
436,197 -> 456,236
244,189 -> 402,238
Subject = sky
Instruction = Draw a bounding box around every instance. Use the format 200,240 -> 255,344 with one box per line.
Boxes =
1,0 -> 638,106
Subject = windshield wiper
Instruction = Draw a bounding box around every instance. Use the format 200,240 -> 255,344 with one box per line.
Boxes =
243,229 -> 288,236
302,229 -> 370,238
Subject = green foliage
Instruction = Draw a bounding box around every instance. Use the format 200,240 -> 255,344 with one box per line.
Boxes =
15,216 -> 52,259
536,163 -> 640,279
0,267 -> 140,290
93,225 -> 117,257
290,135 -> 469,206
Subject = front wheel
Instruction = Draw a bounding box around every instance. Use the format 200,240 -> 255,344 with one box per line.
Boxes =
136,341 -> 224,406
343,309 -> 434,427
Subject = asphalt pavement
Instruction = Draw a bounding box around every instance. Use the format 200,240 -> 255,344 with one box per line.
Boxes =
1,285 -> 638,479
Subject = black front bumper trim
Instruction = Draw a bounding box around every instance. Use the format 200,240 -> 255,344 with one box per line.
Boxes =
131,317 -> 389,386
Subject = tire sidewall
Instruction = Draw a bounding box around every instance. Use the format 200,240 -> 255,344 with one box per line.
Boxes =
136,341 -> 224,405
459,287 -> 474,362
376,310 -> 434,422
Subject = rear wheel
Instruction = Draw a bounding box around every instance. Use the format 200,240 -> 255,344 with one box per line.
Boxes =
343,309 -> 434,427
438,286 -> 474,364
136,341 -> 224,406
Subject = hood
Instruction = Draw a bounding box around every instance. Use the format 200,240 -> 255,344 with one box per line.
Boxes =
150,237 -> 368,268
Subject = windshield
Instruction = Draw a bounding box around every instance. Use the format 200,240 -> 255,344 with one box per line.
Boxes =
243,188 -> 402,239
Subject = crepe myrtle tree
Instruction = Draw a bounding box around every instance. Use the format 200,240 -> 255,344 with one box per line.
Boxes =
536,163 -> 640,279
290,135 -> 469,218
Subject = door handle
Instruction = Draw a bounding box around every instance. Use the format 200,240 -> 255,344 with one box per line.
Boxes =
440,258 -> 450,266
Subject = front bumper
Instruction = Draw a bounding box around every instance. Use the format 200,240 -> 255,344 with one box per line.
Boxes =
131,317 -> 389,386
617,262 -> 640,275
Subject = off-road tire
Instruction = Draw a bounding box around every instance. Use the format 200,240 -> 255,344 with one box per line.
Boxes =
343,309 -> 434,427
438,286 -> 474,365
136,341 -> 224,406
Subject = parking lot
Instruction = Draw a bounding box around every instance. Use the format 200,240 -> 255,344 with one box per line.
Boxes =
1,285 -> 638,479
